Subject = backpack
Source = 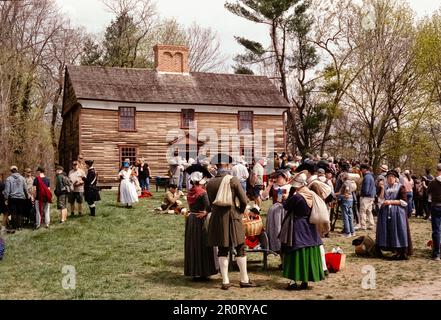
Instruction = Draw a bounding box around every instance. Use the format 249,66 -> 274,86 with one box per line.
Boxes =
62,176 -> 74,193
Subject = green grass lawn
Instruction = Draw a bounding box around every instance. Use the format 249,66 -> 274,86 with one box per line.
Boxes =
1,190 -> 441,300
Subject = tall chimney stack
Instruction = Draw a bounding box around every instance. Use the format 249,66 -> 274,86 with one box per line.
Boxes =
154,44 -> 190,74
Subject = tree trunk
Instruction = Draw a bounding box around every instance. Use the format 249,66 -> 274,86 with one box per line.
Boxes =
51,77 -> 63,166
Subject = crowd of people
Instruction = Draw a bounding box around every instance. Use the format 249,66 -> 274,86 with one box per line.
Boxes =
179,151 -> 441,291
3,150 -> 441,291
0,158 -> 100,233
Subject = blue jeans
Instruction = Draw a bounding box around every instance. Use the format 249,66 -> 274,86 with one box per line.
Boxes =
240,181 -> 247,193
431,207 -> 441,258
406,192 -> 413,218
139,178 -> 147,191
341,199 -> 354,235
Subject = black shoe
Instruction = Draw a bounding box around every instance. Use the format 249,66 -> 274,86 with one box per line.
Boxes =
286,283 -> 298,291
324,270 -> 330,277
221,283 -> 232,290
398,254 -> 408,261
239,280 -> 257,288
299,282 -> 308,290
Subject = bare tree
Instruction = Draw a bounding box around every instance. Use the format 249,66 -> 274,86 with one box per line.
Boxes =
311,0 -> 372,155
0,0 -> 88,173
101,0 -> 159,67
185,23 -> 228,73
344,0 -> 420,168
42,24 -> 86,163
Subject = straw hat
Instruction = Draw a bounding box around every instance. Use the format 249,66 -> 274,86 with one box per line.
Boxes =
292,170 -> 309,188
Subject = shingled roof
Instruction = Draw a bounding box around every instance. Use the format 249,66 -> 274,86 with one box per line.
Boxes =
65,65 -> 290,108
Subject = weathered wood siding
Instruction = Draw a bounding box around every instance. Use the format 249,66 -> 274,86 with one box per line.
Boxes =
79,108 -> 285,186
59,71 -> 81,171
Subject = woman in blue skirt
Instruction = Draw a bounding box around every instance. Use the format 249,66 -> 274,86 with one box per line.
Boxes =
376,170 -> 413,260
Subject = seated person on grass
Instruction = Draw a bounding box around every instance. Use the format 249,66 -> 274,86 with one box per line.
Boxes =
155,184 -> 187,215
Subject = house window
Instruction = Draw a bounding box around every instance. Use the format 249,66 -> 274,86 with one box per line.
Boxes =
119,107 -> 136,131
238,111 -> 254,132
120,146 -> 138,167
240,147 -> 254,165
181,109 -> 195,129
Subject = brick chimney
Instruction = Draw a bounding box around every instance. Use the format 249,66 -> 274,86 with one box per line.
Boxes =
154,44 -> 190,74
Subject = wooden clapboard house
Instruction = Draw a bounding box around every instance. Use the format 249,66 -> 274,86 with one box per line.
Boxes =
59,44 -> 290,186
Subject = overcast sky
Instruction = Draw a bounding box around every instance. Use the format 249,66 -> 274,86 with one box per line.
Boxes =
55,0 -> 441,70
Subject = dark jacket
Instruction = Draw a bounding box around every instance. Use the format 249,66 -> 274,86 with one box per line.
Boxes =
428,177 -> 441,205
137,164 -> 150,180
280,193 -> 323,253
361,172 -> 376,198
83,167 -> 100,203
55,173 -> 71,197
206,173 -> 248,248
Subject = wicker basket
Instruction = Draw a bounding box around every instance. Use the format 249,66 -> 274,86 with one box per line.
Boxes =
242,214 -> 263,237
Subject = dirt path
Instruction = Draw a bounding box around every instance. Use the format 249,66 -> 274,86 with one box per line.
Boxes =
390,279 -> 441,300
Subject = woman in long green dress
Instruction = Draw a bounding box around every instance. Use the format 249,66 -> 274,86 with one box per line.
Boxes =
280,171 -> 325,290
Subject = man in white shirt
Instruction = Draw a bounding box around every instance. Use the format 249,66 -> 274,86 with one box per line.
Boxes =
251,158 -> 265,207
232,156 -> 249,193
68,161 -> 86,216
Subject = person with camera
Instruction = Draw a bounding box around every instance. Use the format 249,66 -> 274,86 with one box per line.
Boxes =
261,170 -> 291,254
